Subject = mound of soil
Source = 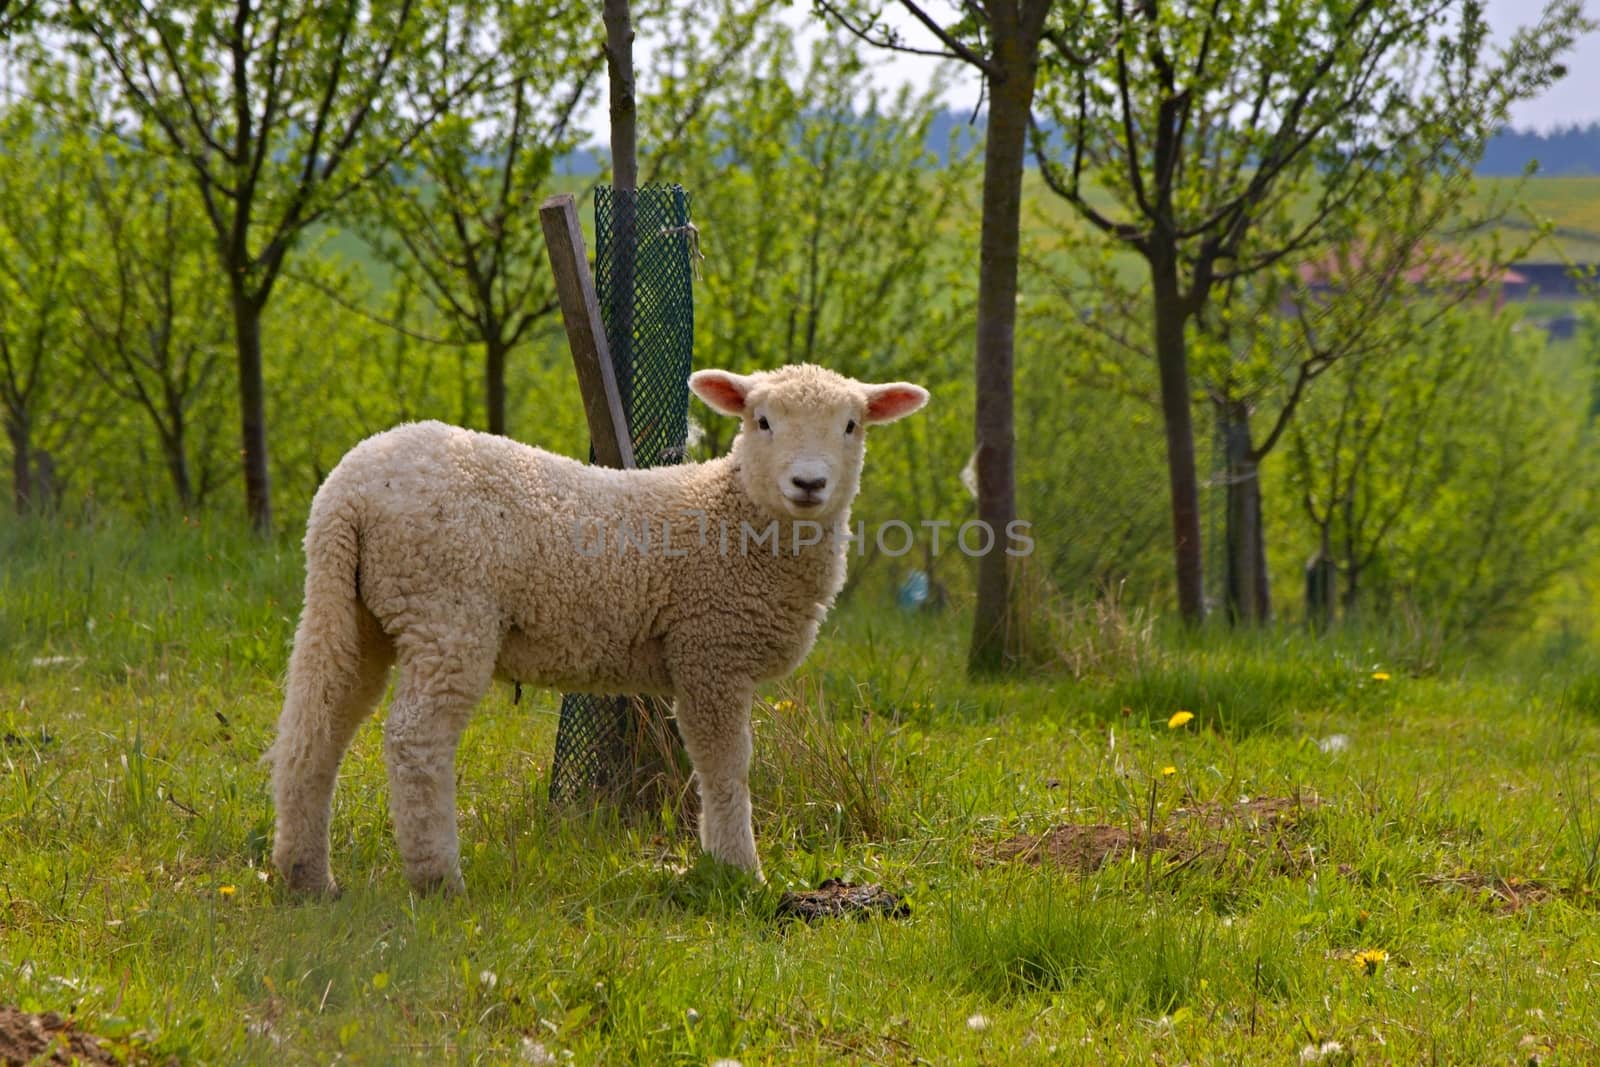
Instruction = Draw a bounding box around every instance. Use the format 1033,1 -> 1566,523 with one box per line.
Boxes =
980,795 -> 1322,875
776,879 -> 911,922
0,1006 -> 119,1066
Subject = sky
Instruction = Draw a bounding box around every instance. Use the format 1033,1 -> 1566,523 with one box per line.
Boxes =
853,0 -> 1600,131
1485,0 -> 1600,129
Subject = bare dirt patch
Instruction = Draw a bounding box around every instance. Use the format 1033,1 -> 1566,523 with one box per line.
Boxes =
0,1006 -> 119,1066
776,879 -> 911,922
980,795 -> 1321,876
1174,793 -> 1320,829
1421,871 -> 1560,912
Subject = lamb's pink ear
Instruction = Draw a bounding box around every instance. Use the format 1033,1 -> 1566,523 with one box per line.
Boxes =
864,382 -> 930,424
689,370 -> 755,417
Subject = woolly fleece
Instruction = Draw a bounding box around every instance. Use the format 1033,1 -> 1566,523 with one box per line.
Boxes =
268,364 -> 928,894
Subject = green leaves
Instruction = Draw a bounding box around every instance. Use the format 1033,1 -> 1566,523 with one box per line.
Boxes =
351,0 -> 600,371
1039,0 -> 1590,280
653,27 -> 975,386
1285,301 -> 1598,631
1030,0 -> 1592,618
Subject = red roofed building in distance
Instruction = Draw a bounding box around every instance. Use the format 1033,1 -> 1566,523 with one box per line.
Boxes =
1292,243 -> 1529,311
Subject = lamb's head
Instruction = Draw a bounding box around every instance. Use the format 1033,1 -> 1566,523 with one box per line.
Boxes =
689,364 -> 929,520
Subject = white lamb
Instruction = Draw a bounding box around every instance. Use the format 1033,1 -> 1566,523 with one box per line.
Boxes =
266,363 -> 928,894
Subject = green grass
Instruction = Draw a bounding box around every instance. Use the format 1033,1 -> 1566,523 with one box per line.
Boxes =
1487,176 -> 1600,263
6,516 -> 1600,1062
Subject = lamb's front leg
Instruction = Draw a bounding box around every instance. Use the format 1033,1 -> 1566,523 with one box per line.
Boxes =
673,676 -> 761,879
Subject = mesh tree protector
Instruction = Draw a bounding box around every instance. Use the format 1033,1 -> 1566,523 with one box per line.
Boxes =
549,184 -> 696,803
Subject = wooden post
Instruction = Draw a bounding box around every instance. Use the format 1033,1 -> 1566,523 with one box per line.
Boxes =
539,193 -> 635,470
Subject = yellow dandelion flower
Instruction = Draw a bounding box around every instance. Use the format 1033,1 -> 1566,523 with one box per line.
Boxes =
1161,766 -> 1177,777
1167,710 -> 1194,729
219,885 -> 237,898
1353,948 -> 1387,975
774,699 -> 797,713
1371,671 -> 1391,682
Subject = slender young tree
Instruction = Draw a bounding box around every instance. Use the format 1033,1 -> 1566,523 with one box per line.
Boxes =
604,0 -> 639,418
356,1 -> 601,435
1193,174 -> 1549,623
605,0 -> 637,192
1287,297 -> 1596,633
0,98 -> 85,513
1033,0 -> 1589,623
352,0 -> 775,438
815,0 -> 1098,673
71,130 -> 231,510
69,0 -> 484,531
657,28 -> 975,434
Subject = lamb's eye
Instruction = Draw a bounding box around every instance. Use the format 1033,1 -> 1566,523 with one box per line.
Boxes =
845,419 -> 856,435
757,416 -> 771,431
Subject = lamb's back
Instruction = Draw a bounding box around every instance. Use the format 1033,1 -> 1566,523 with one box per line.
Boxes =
326,422 -> 706,658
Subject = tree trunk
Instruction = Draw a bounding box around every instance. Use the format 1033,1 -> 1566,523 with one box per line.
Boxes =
162,430 -> 195,511
1150,254 -> 1206,623
603,0 -> 638,422
603,0 -> 637,192
230,288 -> 272,533
1306,525 -> 1336,632
485,334 -> 508,436
1341,491 -> 1359,612
161,387 -> 196,510
967,49 -> 1033,675
6,410 -> 32,515
1221,401 -> 1270,623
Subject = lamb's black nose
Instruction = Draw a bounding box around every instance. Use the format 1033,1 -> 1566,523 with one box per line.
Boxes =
791,475 -> 827,493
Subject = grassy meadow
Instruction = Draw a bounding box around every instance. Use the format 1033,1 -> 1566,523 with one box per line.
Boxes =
6,0 -> 1600,1051
1014,171 -> 1600,264
5,166 -> 1600,1062
6,516 -> 1600,1063
1501,177 -> 1600,263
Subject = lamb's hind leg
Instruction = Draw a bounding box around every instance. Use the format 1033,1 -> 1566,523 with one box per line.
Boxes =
271,601 -> 394,896
383,622 -> 496,893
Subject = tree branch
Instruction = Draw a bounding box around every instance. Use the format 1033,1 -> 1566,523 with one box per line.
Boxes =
812,0 -> 998,75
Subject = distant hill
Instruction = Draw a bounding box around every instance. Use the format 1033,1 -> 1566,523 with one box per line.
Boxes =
929,115 -> 1600,176
556,112 -> 1600,177
1478,123 -> 1600,176
552,109 -> 986,176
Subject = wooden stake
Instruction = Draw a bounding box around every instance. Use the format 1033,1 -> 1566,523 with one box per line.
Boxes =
538,193 -> 635,470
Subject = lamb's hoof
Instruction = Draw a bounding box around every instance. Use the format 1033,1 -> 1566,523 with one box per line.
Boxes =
405,867 -> 466,897
691,852 -> 765,889
705,849 -> 764,885
280,860 -> 341,899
